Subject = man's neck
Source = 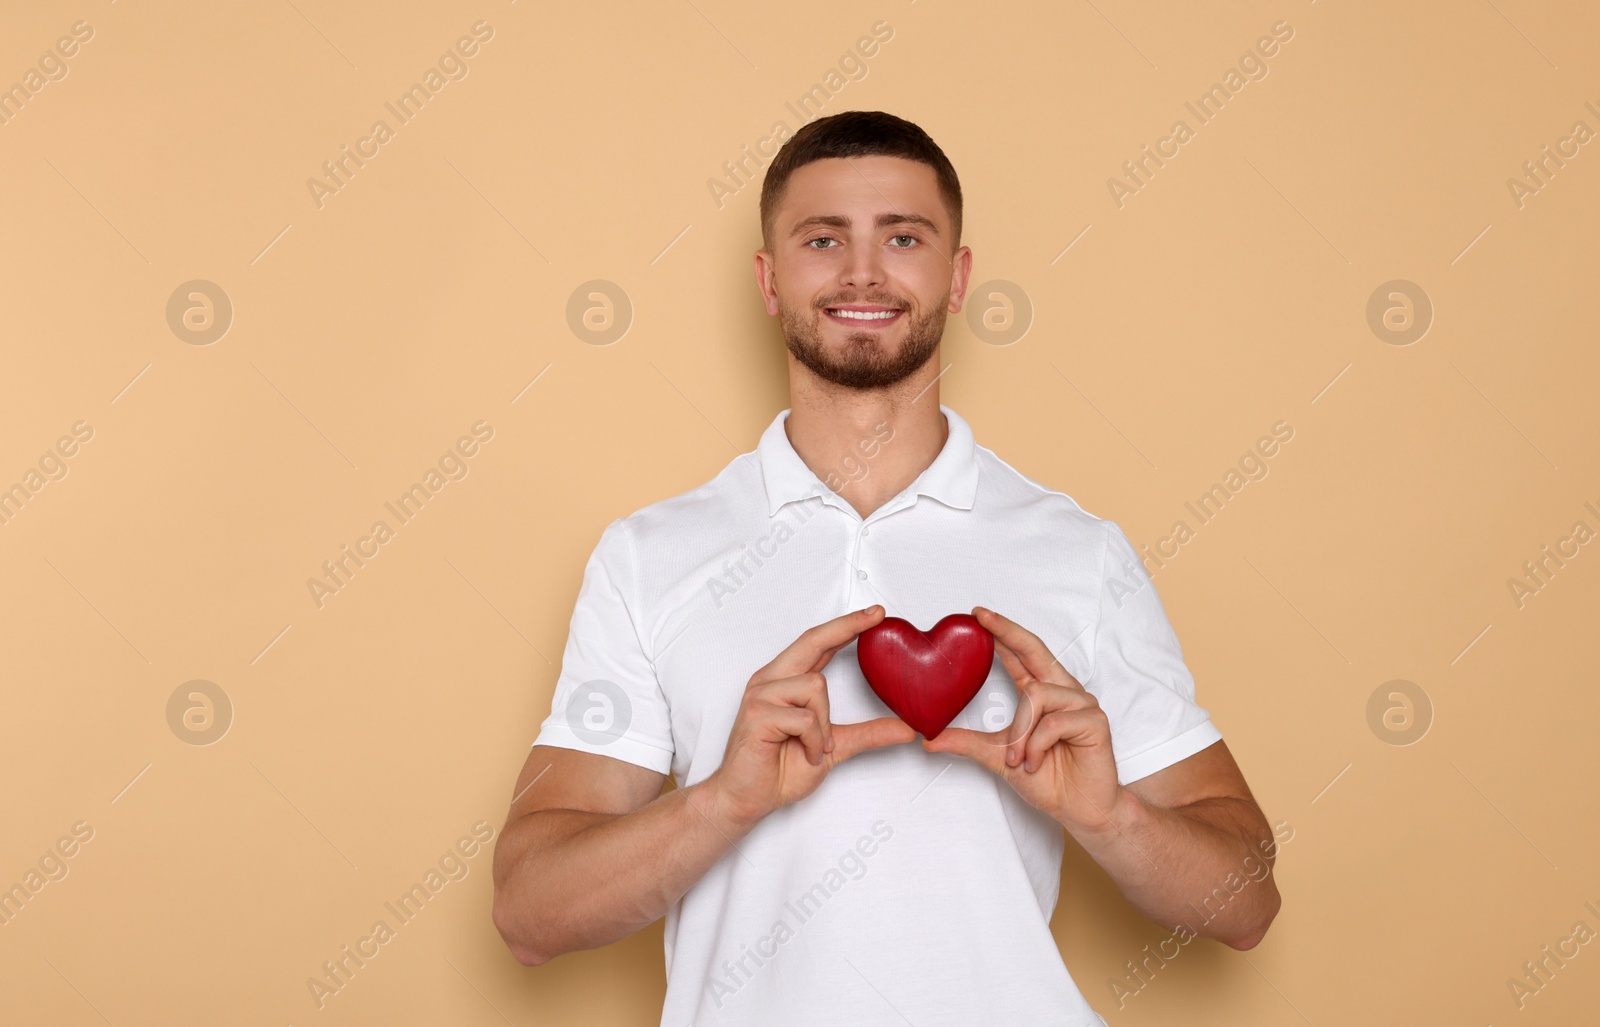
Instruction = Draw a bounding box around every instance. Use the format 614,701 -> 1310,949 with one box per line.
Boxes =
783,362 -> 949,520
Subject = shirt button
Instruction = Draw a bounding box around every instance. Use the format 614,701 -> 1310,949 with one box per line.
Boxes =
857,569 -> 868,580
861,526 -> 870,536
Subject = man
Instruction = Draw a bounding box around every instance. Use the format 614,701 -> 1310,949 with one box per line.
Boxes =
492,110 -> 1281,1026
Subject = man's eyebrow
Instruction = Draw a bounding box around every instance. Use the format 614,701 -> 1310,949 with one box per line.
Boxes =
788,212 -> 941,238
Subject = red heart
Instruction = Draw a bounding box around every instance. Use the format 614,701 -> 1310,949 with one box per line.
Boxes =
857,614 -> 995,739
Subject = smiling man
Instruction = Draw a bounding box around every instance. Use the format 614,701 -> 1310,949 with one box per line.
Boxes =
493,110 -> 1281,1026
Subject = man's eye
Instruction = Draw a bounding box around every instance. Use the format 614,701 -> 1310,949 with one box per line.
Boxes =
889,235 -> 917,247
807,237 -> 837,250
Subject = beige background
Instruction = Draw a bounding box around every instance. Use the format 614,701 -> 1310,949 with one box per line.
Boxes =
3,0 -> 1598,1023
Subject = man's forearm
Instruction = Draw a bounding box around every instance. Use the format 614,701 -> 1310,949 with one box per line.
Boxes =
492,777 -> 753,964
1066,790 -> 1282,949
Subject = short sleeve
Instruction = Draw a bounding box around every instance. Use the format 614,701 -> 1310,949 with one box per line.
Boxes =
531,519 -> 676,774
1084,519 -> 1223,786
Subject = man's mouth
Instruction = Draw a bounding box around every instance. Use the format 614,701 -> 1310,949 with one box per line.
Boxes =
824,305 -> 904,327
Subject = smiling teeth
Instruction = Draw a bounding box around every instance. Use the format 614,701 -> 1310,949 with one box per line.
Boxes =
829,309 -> 898,320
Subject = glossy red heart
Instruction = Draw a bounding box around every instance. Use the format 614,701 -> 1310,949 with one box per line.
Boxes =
857,613 -> 995,739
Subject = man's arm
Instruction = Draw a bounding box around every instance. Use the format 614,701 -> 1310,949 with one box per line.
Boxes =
1070,740 -> 1282,950
490,745 -> 754,966
922,606 -> 1281,951
492,606 -> 916,966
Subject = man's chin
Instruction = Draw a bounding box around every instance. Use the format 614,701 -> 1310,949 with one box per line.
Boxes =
791,351 -> 928,391
802,343 -> 890,376
781,308 -> 944,391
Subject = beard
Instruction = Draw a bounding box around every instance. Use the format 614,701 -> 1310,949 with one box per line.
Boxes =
780,292 -> 948,391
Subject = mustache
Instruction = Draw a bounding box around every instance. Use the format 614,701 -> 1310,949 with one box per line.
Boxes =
819,297 -> 906,310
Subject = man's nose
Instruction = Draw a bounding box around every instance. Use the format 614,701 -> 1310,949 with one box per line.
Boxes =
838,240 -> 887,290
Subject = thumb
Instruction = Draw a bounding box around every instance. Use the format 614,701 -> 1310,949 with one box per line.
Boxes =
831,717 -> 917,761
921,726 -> 1008,775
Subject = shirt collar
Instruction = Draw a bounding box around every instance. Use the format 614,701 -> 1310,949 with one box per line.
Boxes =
755,403 -> 980,517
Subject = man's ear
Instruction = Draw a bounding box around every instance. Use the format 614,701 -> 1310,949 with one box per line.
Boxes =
753,250 -> 780,315
947,245 -> 973,313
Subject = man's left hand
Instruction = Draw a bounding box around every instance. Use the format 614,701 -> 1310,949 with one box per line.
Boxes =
920,606 -> 1126,835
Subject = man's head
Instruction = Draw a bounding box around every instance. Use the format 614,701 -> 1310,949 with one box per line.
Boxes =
755,111 -> 971,393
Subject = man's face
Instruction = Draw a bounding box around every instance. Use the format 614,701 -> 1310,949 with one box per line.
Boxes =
756,155 -> 971,392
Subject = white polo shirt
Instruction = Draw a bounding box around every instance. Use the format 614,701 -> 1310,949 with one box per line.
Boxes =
533,404 -> 1224,1026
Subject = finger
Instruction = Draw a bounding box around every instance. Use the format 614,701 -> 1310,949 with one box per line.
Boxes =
1022,707 -> 1107,772
756,606 -> 885,684
807,640 -> 853,678
995,639 -> 1084,693
991,643 -> 1053,758
759,704 -> 827,765
978,608 -> 1083,688
1007,685 -> 1097,766
919,726 -> 1009,776
749,672 -> 833,752
992,640 -> 1033,687
830,716 -> 917,761
969,645 -> 1039,753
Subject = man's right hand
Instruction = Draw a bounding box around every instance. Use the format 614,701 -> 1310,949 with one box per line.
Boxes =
705,605 -> 917,829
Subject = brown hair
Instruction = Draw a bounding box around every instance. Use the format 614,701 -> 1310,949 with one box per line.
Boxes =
759,110 -> 963,253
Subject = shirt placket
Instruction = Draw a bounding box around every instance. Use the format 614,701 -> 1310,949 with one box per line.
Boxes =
844,491 -> 917,612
